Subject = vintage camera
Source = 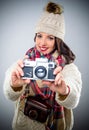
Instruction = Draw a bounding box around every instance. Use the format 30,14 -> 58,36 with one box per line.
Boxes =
24,96 -> 51,123
22,58 -> 56,81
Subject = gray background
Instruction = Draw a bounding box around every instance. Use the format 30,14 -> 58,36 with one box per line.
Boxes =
0,0 -> 89,130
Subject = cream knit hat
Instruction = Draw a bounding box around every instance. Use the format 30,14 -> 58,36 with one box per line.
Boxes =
35,2 -> 65,41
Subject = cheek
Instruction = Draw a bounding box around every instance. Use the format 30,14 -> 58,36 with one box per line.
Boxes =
35,41 -> 39,47
35,43 -> 40,50
50,43 -> 55,50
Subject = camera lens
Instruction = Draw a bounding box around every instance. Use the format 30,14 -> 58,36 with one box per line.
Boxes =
35,66 -> 47,79
29,110 -> 38,120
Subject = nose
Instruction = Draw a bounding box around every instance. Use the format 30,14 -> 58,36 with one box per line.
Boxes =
40,38 -> 47,46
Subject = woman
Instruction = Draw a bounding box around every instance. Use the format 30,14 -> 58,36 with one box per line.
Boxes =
3,2 -> 82,130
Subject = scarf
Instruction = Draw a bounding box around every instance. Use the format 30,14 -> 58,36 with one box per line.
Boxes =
23,47 -> 65,129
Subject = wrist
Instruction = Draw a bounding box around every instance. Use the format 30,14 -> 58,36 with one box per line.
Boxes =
59,85 -> 70,96
11,85 -> 23,92
58,86 -> 70,100
10,80 -> 23,92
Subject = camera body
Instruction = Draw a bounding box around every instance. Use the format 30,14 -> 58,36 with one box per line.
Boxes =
22,58 -> 56,81
24,96 -> 51,123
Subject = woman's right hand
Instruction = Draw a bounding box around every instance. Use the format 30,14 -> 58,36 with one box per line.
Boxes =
10,55 -> 30,91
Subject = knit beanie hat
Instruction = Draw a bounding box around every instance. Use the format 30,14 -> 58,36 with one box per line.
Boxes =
35,2 -> 65,41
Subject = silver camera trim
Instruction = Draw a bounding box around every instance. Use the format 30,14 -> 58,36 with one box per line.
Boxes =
22,58 -> 56,81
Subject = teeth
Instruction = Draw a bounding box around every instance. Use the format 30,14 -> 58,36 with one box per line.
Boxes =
40,47 -> 47,51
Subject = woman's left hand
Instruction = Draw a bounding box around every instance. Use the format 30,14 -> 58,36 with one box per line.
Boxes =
42,66 -> 69,96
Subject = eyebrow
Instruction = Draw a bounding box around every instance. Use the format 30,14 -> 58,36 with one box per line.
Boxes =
37,33 -> 54,37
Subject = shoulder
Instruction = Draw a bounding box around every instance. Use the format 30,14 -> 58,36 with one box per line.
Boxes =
62,63 -> 82,78
63,63 -> 79,71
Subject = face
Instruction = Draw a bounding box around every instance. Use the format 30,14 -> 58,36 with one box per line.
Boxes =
35,32 -> 55,55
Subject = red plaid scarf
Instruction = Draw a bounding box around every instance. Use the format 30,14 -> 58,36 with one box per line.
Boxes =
24,47 -> 65,129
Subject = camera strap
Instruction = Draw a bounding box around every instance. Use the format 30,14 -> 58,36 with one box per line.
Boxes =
30,80 -> 54,99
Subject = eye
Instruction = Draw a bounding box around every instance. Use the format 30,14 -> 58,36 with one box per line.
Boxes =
36,34 -> 42,38
48,36 -> 55,41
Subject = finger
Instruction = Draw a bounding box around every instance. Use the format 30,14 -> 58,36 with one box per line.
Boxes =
15,62 -> 24,76
53,66 -> 62,75
23,55 -> 29,61
57,77 -> 63,85
17,55 -> 29,68
16,65 -> 24,77
12,63 -> 24,79
55,73 -> 63,85
12,69 -> 20,79
17,60 -> 24,68
24,79 -> 31,84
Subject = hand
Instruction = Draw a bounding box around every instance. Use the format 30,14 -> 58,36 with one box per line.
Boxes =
10,55 -> 30,90
42,66 -> 69,95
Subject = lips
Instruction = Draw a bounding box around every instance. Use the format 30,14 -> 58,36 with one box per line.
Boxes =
39,46 -> 48,52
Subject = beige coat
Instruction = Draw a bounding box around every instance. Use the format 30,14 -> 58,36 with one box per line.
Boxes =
3,63 -> 82,130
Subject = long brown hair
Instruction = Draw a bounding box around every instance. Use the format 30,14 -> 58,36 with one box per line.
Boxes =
55,37 -> 76,64
34,34 -> 75,64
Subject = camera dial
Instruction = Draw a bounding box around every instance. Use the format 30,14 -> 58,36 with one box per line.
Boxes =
29,110 -> 38,120
35,66 -> 47,79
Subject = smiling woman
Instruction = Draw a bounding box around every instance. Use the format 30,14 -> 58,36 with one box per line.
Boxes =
35,33 -> 55,55
2,1 -> 83,130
